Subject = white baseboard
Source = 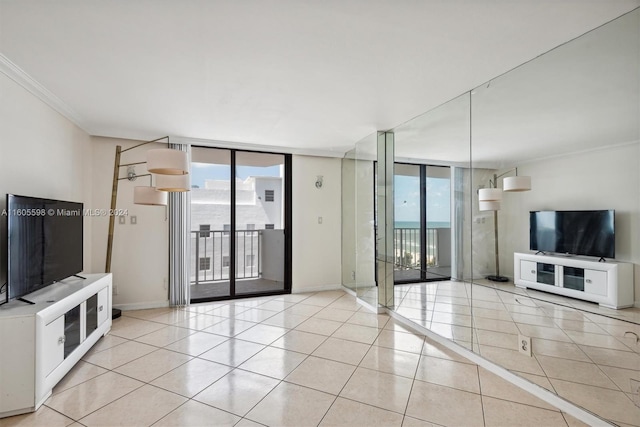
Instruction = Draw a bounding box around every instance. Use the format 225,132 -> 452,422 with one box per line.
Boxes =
292,284 -> 343,294
114,300 -> 170,311
341,286 -> 356,297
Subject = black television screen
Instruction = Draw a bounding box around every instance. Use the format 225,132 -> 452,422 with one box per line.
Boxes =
7,194 -> 83,301
529,210 -> 615,259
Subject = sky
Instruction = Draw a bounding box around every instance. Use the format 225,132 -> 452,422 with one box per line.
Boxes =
394,175 -> 450,224
191,163 -> 281,187
191,162 -> 450,224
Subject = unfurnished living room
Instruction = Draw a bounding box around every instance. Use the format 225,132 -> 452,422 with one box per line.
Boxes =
0,1 -> 639,426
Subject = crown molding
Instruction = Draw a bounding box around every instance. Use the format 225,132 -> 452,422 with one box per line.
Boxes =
170,135 -> 348,159
0,54 -> 351,158
0,53 -> 87,131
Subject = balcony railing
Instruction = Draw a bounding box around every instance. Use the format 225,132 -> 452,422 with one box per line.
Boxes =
394,227 -> 439,270
191,229 -> 261,285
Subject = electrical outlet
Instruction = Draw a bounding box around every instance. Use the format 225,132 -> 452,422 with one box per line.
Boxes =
518,334 -> 532,356
113,285 -> 119,296
318,216 -> 323,224
351,271 -> 356,280
631,379 -> 640,407
163,278 -> 167,290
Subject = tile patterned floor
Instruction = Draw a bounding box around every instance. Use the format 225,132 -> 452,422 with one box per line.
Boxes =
392,281 -> 640,426
0,289 -> 590,427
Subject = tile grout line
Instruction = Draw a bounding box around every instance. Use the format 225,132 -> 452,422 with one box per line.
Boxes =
222,293 -> 349,425
386,308 -> 616,427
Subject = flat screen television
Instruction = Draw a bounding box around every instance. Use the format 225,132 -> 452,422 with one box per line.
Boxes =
529,210 -> 615,259
6,194 -> 83,302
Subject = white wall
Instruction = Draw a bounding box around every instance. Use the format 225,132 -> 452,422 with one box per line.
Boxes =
90,137 -> 169,309
499,142 -> 640,305
292,155 -> 342,292
89,147 -> 342,305
0,72 -> 93,301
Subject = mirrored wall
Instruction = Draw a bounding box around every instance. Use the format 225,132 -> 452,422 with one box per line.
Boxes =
342,132 -> 378,307
342,8 -> 640,425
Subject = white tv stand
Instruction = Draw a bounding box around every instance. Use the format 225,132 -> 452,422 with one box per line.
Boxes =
514,253 -> 633,309
0,273 -> 112,418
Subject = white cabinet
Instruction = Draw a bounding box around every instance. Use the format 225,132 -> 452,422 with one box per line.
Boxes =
0,274 -> 112,418
514,253 -> 633,309
42,317 -> 65,377
520,260 -> 537,282
584,270 -> 607,296
97,288 -> 109,326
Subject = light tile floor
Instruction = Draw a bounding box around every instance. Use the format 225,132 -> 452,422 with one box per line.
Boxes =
0,290 -> 600,427
392,281 -> 640,426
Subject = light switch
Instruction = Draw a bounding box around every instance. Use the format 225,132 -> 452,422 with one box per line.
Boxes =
318,216 -> 323,224
118,216 -> 126,225
131,216 -> 137,225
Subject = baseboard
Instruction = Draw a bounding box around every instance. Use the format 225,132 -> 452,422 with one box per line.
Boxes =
113,300 -> 170,311
292,284 -> 343,293
341,286 -> 356,297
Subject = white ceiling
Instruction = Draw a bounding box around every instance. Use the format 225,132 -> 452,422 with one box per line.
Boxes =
1,0 -> 639,155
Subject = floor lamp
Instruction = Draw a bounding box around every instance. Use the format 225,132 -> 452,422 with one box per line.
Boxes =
478,168 -> 531,282
106,136 -> 190,317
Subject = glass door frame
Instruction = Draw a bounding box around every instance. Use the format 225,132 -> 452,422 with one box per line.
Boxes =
190,146 -> 292,303
393,161 -> 451,285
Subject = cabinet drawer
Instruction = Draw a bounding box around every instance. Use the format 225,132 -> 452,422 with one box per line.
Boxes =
520,260 -> 537,282
585,270 -> 607,296
42,316 -> 65,377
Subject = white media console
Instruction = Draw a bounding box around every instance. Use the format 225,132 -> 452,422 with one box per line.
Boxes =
0,273 -> 112,418
514,253 -> 633,309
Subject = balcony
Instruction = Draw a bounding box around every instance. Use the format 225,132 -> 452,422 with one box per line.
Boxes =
394,227 -> 451,282
190,229 -> 284,300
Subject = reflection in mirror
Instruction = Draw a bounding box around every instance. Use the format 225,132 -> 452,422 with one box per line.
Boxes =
342,132 -> 378,307
391,92 -> 474,349
470,9 -> 640,425
341,9 -> 639,425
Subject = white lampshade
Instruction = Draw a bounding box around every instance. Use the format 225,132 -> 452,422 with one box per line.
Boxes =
134,186 -> 167,206
479,200 -> 501,211
478,188 -> 503,201
156,174 -> 191,192
146,149 -> 188,175
503,175 -> 531,192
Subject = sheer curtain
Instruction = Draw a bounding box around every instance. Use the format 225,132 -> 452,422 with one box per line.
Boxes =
168,141 -> 191,306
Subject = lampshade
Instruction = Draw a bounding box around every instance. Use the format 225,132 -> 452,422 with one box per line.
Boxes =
478,188 -> 503,202
146,149 -> 188,175
156,173 -> 191,192
134,186 -> 168,206
503,175 -> 532,192
479,200 -> 501,211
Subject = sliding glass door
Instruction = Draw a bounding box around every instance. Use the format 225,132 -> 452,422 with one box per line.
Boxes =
394,163 -> 452,284
394,164 -> 422,282
234,152 -> 287,295
190,147 -> 291,302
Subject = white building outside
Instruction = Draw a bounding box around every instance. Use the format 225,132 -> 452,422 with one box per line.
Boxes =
190,175 -> 284,284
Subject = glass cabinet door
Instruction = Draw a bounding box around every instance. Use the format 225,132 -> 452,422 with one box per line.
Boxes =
536,263 -> 555,285
86,293 -> 99,335
63,304 -> 82,358
563,267 -> 585,291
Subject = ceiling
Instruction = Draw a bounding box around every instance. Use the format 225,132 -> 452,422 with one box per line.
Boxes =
1,0 -> 639,155
393,7 -> 639,168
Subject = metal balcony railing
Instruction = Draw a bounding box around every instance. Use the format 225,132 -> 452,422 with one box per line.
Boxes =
191,229 -> 261,285
394,227 -> 439,270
